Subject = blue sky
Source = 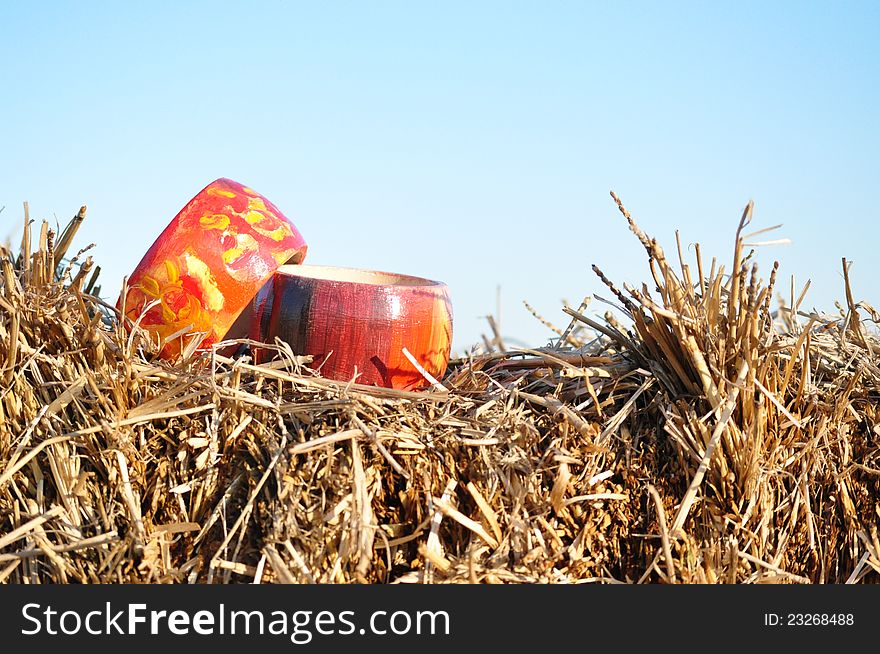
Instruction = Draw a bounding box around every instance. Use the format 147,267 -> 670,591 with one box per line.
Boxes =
2,1 -> 878,351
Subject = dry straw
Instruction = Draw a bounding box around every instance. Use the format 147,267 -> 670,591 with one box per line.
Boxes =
1,194 -> 878,584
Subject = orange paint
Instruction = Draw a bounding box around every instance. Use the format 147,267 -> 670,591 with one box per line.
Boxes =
120,178 -> 307,358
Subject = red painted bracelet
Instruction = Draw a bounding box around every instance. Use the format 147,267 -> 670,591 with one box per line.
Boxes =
119,178 -> 307,358
252,264 -> 453,391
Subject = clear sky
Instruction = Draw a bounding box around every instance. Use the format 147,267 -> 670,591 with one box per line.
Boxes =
2,1 -> 878,352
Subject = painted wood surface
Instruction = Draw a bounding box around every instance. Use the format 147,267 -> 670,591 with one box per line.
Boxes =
120,178 -> 307,358
254,265 -> 453,390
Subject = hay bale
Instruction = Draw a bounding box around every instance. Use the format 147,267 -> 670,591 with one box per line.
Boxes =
1,195 -> 878,584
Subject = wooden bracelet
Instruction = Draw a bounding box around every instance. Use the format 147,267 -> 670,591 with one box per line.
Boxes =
253,264 -> 453,390
119,178 -> 307,358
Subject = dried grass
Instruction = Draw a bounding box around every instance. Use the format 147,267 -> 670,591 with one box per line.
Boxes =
1,194 -> 879,584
